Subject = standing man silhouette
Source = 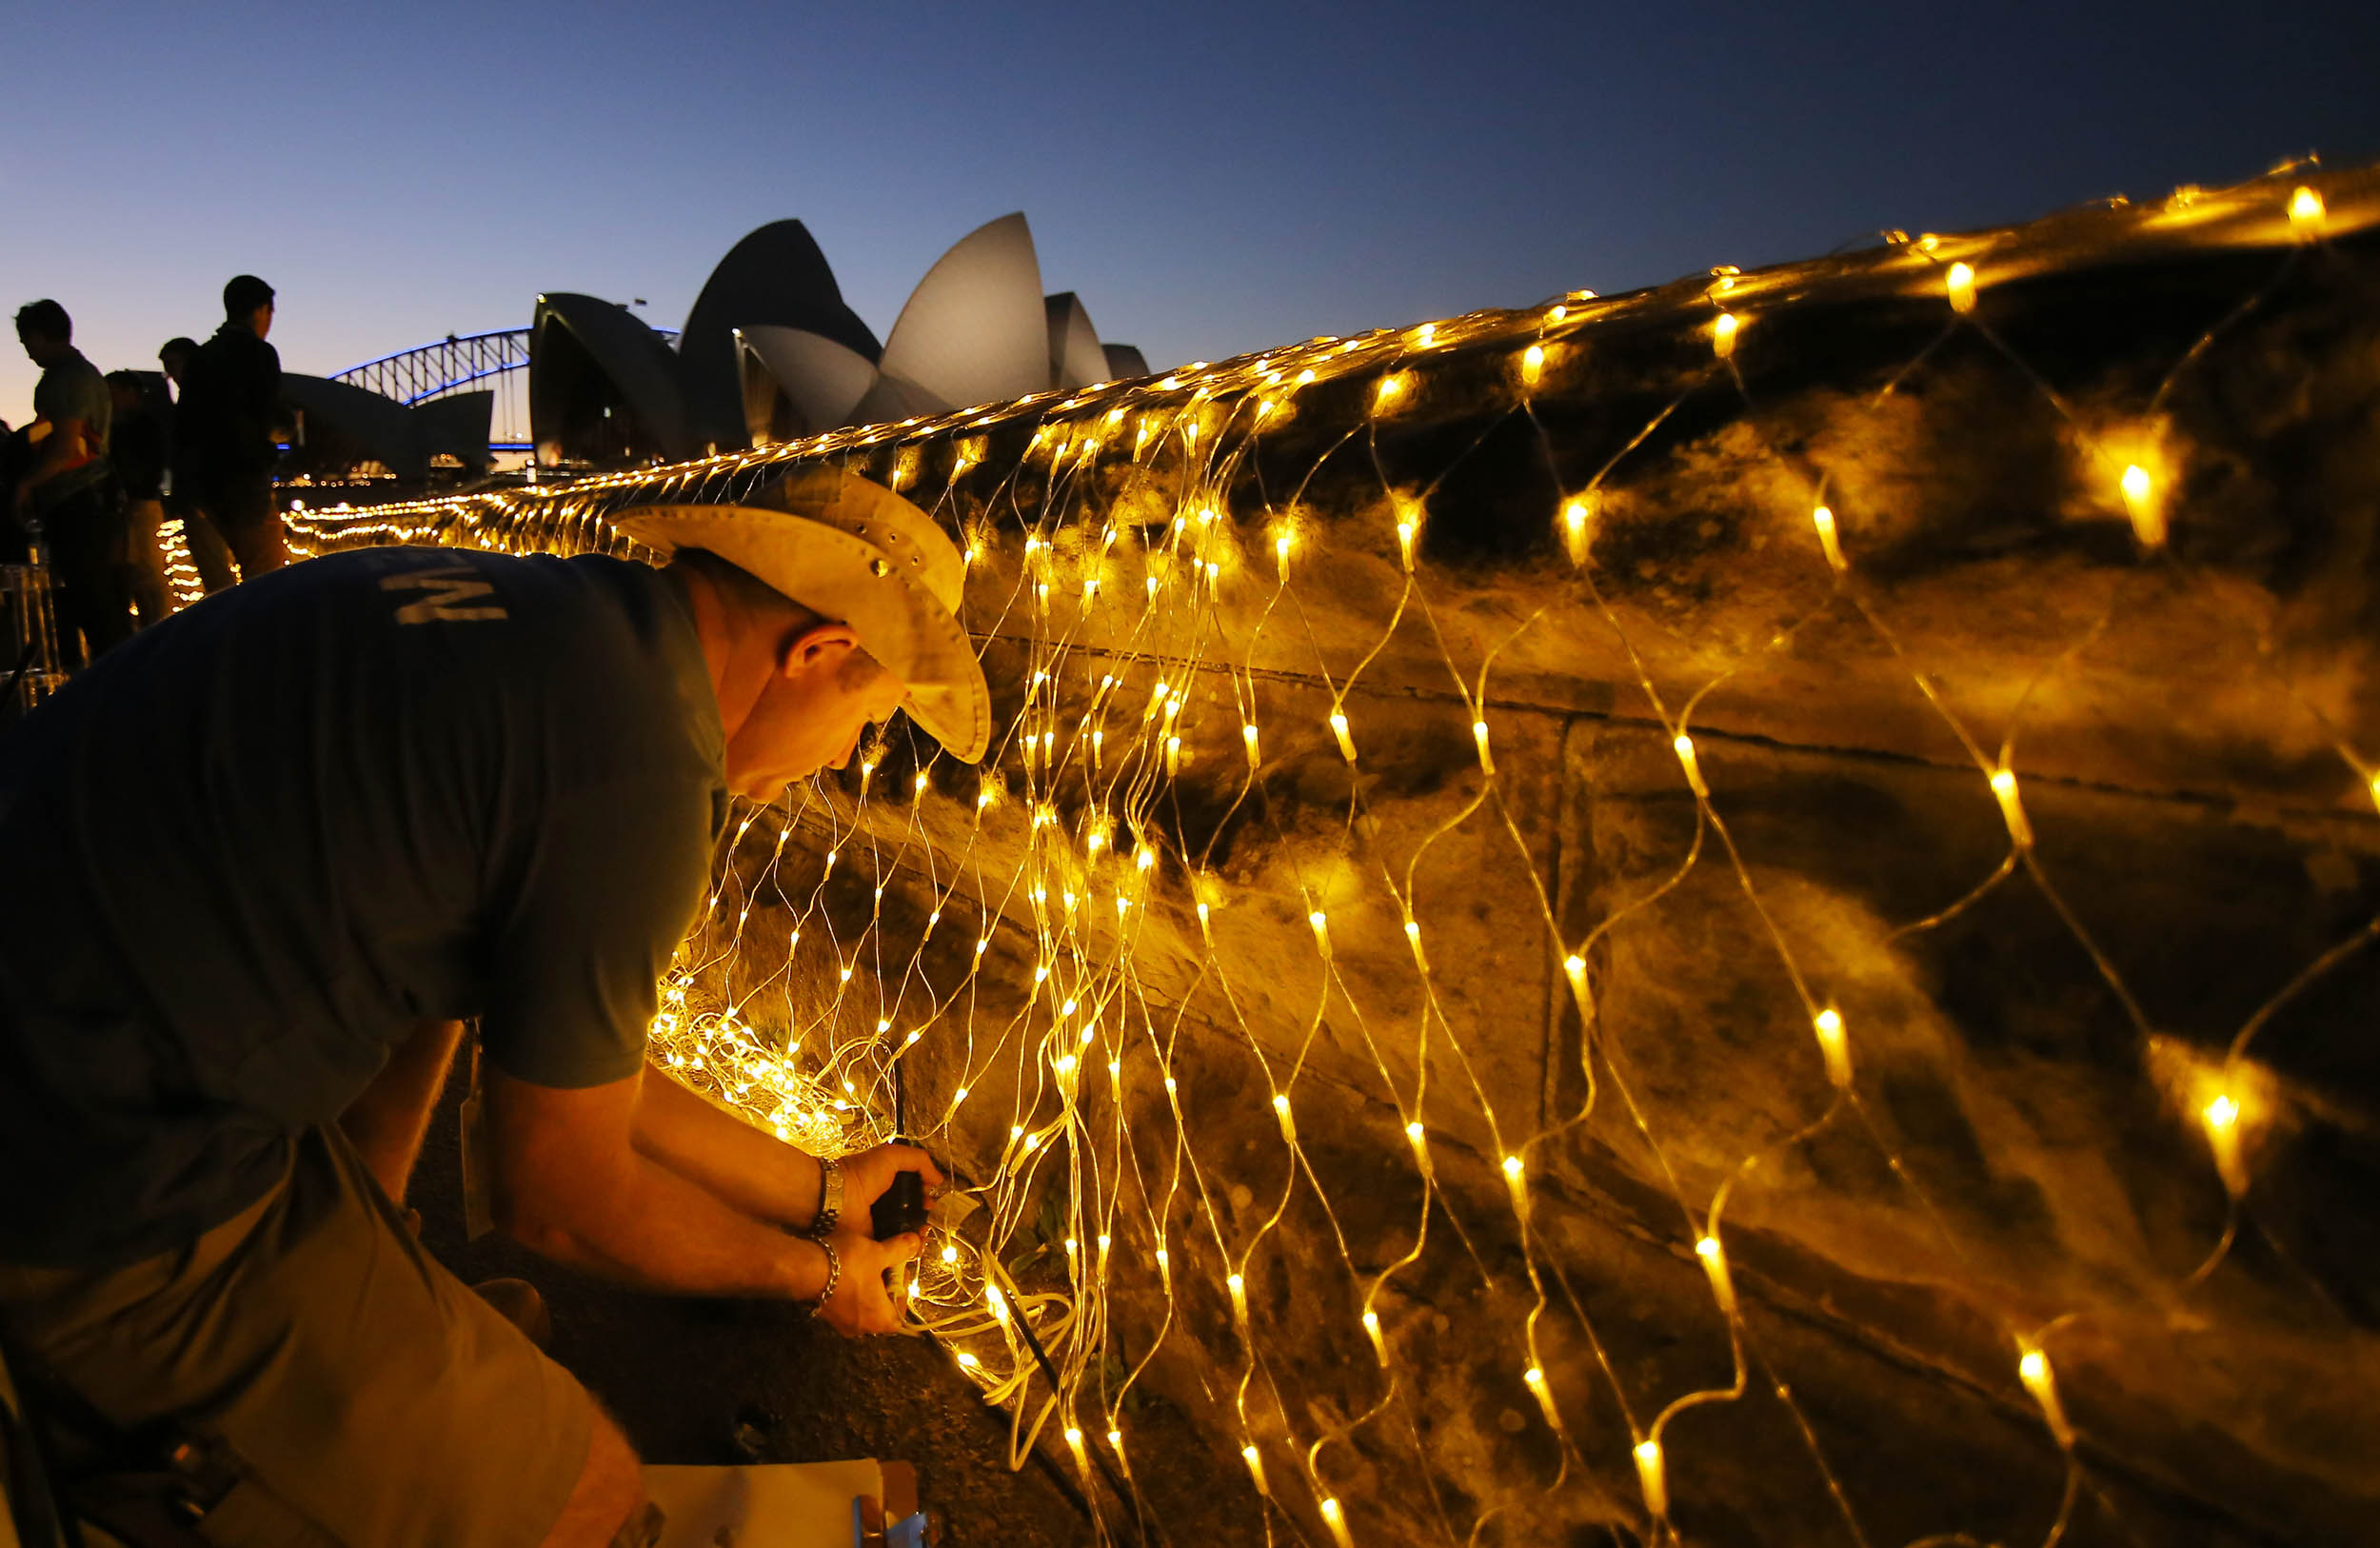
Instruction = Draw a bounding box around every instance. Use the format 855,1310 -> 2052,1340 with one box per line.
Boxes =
185,275 -> 288,580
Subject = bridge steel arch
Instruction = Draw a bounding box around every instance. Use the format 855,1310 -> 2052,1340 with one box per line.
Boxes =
329,327 -> 679,449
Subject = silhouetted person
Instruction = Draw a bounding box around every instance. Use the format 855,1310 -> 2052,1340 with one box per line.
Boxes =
158,335 -> 236,594
107,371 -> 172,625
184,275 -> 288,580
12,301 -> 132,665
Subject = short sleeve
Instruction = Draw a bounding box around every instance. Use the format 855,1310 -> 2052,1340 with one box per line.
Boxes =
477,777 -> 715,1089
73,374 -> 109,434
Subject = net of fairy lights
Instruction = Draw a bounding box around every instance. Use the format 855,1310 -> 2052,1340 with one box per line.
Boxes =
283,169 -> 2379,1545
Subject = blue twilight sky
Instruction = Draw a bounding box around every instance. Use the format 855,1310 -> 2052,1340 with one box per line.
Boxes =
4,0 -> 2376,426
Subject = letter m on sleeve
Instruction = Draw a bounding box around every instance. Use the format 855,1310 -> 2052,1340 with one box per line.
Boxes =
380,567 -> 509,625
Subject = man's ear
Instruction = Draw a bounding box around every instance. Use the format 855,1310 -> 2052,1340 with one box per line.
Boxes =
777,621 -> 864,680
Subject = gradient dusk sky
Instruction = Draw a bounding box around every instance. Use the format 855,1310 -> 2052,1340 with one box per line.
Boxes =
5,0 -> 2376,425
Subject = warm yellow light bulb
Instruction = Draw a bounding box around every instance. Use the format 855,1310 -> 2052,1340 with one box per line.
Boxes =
2016,1342 -> 2075,1446
1241,1443 -> 1270,1497
1812,504 -> 1845,571
1361,1308 -> 1387,1363
1560,498 -> 1592,567
1673,733 -> 1709,798
1813,1006 -> 1852,1088
1393,514 -> 1418,570
1319,1495 -> 1354,1548
2289,185 -> 2326,237
1242,723 -> 1261,768
2120,463 -> 2163,547
1330,710 -> 1358,763
1308,910 -> 1332,958
2202,1087 -> 2249,1196
1946,261 -> 1976,314
1713,312 -> 1740,359
1520,343 -> 1545,387
1472,719 -> 1494,773
1989,765 -> 2033,848
1522,1364 -> 1561,1429
1374,374 -> 1407,412
1696,1234 -> 1739,1316
1634,1439 -> 1669,1518
1561,951 -> 1592,1022
1501,1154 -> 1523,1180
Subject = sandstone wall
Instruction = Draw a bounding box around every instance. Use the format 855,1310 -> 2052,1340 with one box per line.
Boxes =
295,163 -> 2380,1547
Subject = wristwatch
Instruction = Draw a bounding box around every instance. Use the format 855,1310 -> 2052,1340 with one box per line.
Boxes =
810,1157 -> 844,1239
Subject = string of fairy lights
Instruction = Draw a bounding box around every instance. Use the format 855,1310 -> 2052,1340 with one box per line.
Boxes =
274,166 -> 2380,1545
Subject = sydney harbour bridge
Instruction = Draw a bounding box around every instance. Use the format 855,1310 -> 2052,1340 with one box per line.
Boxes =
327,327 -> 539,452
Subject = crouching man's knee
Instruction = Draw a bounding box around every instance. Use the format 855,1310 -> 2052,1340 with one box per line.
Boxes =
541,1411 -> 653,1548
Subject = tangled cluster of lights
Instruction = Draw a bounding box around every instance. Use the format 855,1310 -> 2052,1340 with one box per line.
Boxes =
278,164 -> 2380,1544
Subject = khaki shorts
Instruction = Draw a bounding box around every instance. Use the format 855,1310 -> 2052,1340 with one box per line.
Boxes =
0,1127 -> 594,1547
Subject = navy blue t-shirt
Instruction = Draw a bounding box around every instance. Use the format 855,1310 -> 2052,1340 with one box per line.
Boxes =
0,547 -> 725,1267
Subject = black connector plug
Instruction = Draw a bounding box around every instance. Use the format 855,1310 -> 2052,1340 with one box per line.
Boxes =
872,1171 -> 928,1240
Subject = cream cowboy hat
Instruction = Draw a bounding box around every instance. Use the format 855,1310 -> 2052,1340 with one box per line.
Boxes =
614,469 -> 991,762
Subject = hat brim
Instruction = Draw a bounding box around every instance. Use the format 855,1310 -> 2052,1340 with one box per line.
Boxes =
614,504 -> 992,763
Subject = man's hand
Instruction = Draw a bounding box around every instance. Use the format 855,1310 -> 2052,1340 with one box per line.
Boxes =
817,1229 -> 925,1338
838,1142 -> 947,1223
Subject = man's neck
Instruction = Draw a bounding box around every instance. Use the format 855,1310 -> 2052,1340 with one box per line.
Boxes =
675,564 -> 770,744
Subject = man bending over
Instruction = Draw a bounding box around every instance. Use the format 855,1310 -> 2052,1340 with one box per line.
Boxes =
0,468 -> 990,1547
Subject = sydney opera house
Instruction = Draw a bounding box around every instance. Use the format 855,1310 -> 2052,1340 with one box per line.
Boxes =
294,213 -> 1146,486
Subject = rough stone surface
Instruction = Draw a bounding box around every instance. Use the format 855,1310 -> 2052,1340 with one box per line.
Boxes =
319,167 -> 2380,1547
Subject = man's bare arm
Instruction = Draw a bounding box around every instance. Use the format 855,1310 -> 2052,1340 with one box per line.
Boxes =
632,1065 -> 946,1231
488,1065 -> 923,1333
15,418 -> 91,509
486,1065 -> 827,1299
630,1064 -> 824,1230
339,1018 -> 466,1203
